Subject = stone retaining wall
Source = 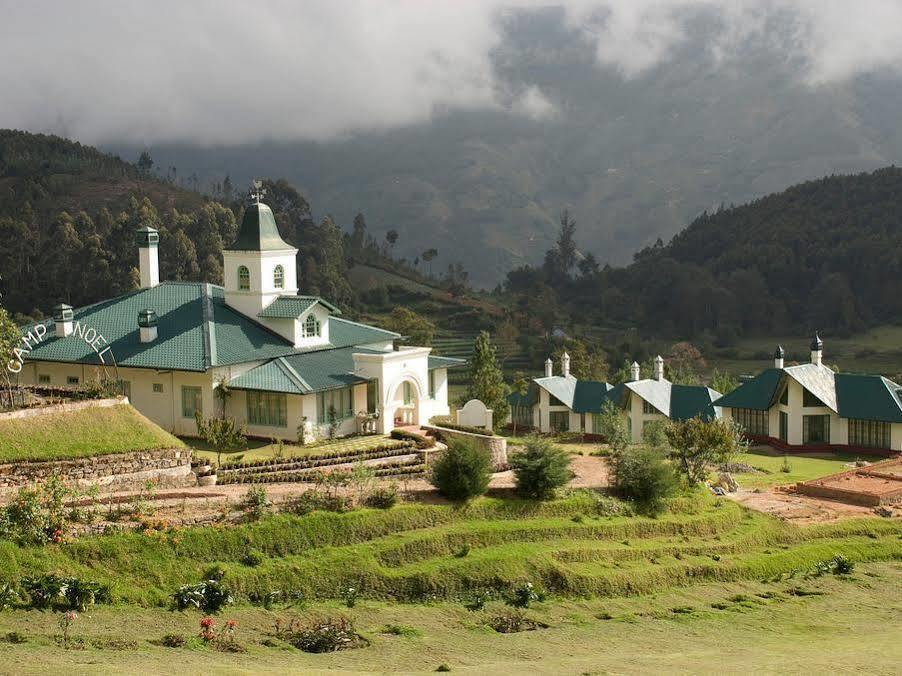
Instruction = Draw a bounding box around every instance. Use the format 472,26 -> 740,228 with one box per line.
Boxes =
422,425 -> 508,470
0,448 -> 194,491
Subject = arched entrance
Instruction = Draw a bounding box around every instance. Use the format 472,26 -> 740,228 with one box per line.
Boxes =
387,377 -> 422,428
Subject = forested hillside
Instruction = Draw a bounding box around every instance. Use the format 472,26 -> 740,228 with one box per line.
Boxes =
0,131 -> 488,332
503,168 -> 902,350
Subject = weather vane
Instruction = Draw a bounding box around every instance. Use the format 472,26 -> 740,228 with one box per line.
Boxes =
249,179 -> 266,204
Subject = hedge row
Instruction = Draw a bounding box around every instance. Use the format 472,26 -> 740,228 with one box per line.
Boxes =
390,429 -> 433,449
217,461 -> 427,485
220,442 -> 414,470
429,418 -> 496,437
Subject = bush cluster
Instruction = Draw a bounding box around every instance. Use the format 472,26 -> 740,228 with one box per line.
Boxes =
428,418 -> 496,437
509,437 -> 573,500
218,461 -> 426,485
429,439 -> 492,502
18,574 -> 111,611
220,442 -> 412,469
173,579 -> 233,613
390,429 -> 433,449
273,616 -> 366,653
611,446 -> 679,512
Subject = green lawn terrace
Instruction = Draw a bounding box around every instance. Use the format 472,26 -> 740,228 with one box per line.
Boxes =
187,433 -> 413,465
0,493 -> 900,671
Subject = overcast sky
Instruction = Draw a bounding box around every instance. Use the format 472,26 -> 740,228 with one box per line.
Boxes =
2,0 -> 902,146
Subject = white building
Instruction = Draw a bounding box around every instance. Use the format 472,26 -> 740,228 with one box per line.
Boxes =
17,196 -> 463,441
715,335 -> 902,453
508,353 -> 721,442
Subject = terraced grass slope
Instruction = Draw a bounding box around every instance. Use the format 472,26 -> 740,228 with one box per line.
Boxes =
1,493 -> 899,607
0,403 -> 184,463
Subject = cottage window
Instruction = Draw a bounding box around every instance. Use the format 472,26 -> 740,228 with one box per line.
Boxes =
238,266 -> 250,290
181,386 -> 203,419
317,387 -> 354,423
273,265 -> 284,289
642,400 -> 657,415
848,419 -> 891,449
428,370 -> 436,398
366,380 -> 379,413
153,383 -> 164,393
304,314 -> 321,338
803,414 -> 830,444
733,408 -> 768,437
38,374 -> 50,384
549,394 -> 567,407
67,376 -> 79,386
247,391 -> 287,427
549,411 -> 569,432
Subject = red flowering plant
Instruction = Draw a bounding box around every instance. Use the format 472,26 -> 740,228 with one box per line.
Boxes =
199,616 -> 216,642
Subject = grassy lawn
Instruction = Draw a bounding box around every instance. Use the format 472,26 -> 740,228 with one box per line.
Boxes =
188,434 -> 407,465
727,448 -> 861,490
0,562 -> 900,673
0,404 -> 183,463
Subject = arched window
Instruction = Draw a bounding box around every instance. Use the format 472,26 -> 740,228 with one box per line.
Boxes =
273,265 -> 284,289
304,314 -> 321,338
237,266 -> 250,290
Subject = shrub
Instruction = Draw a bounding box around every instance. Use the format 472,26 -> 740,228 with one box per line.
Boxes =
242,486 -> 270,520
488,609 -> 545,633
391,429 -> 432,449
160,633 -> 186,648
509,436 -> 573,499
20,574 -> 110,611
0,582 -> 16,610
342,586 -> 358,608
284,492 -> 353,515
612,446 -> 679,511
780,456 -> 792,473
506,582 -> 543,608
436,664 -> 452,672
242,549 -> 265,567
665,418 -> 746,484
430,439 -> 492,502
2,631 -> 27,644
832,554 -> 854,575
363,485 -> 399,509
173,579 -> 233,613
273,616 -> 366,653
464,589 -> 492,611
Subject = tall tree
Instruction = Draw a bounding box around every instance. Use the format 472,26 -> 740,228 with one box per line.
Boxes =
464,331 -> 510,428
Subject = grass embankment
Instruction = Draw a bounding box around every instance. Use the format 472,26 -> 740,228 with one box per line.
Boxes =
189,435 -> 409,465
0,404 -> 183,463
728,448 -> 861,489
1,494 -> 899,607
1,562 -> 901,673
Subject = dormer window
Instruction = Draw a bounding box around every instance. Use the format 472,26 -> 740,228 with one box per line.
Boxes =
238,266 -> 250,290
273,265 -> 284,289
303,314 -> 321,338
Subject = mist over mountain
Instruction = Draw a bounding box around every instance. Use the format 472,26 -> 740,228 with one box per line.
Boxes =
6,3 -> 902,286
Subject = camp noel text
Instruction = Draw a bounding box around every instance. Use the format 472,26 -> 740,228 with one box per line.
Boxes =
6,322 -> 112,374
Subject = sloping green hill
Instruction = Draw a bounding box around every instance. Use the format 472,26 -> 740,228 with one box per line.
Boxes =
0,403 -> 184,463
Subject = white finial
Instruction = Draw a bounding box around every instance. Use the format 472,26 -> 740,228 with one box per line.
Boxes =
249,179 -> 266,204
562,351 -> 571,378
654,355 -> 664,381
630,361 -> 641,382
544,357 -> 553,378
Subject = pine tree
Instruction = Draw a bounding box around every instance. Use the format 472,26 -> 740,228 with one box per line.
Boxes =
464,331 -> 509,428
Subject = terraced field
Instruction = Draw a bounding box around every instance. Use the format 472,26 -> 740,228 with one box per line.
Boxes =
2,493 -> 899,607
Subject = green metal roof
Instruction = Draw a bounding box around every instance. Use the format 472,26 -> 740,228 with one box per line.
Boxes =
428,355 -> 467,370
713,368 -> 784,411
226,202 -> 295,252
572,380 -> 615,414
230,346 -> 384,394
835,373 -> 902,423
670,384 -> 721,421
258,295 -> 341,319
23,283 -> 404,373
328,317 -> 399,345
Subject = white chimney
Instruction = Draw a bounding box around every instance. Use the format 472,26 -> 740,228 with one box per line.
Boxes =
53,303 -> 73,337
138,309 -> 158,343
810,332 -> 823,366
630,361 -> 641,382
774,345 -> 785,369
544,357 -> 553,378
562,351 -> 571,378
654,355 -> 664,381
136,226 -> 160,289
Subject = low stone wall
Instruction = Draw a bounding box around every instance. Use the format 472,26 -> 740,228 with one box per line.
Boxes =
422,425 -> 508,470
0,448 -> 194,491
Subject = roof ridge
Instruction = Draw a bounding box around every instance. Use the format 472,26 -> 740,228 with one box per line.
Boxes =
275,358 -> 312,393
330,315 -> 399,336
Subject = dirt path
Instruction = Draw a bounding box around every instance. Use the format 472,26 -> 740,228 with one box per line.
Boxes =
727,487 -> 899,523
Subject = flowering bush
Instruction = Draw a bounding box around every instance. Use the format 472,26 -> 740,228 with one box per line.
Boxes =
506,582 -> 544,609
273,616 -> 366,653
57,610 -> 78,649
173,579 -> 233,613
199,617 -> 216,642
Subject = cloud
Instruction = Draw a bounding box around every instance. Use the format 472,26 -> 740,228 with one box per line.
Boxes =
1,1 -> 901,145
